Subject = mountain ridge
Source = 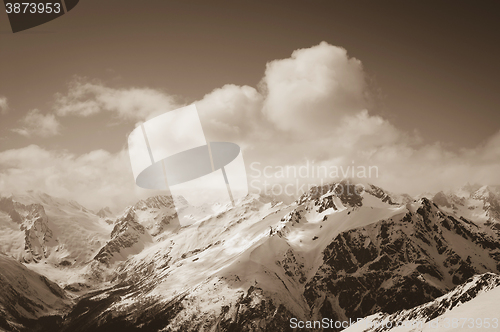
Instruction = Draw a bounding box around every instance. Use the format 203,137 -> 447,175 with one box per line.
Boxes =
0,181 -> 499,331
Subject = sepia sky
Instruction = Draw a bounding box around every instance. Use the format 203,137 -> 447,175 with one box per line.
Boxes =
0,1 -> 499,210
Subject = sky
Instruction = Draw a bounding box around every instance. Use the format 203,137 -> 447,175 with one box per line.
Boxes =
0,1 -> 499,211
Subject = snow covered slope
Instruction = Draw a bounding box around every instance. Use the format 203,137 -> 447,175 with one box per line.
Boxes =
0,253 -> 71,332
344,272 -> 500,332
53,181 -> 500,331
0,192 -> 114,293
304,195 -> 500,324
93,208 -> 153,267
433,185 -> 500,226
1,182 -> 499,332
0,192 -> 112,265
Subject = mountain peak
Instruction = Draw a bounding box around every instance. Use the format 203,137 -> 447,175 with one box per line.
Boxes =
432,191 -> 452,207
133,195 -> 176,210
96,206 -> 113,218
297,180 -> 405,209
472,185 -> 496,200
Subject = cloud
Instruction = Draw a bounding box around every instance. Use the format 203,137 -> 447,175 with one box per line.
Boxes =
197,84 -> 265,145
1,42 -> 499,210
0,96 -> 8,114
195,44 -> 388,165
54,78 -> 182,122
12,109 -> 61,137
478,130 -> 500,162
0,145 -> 155,211
262,42 -> 367,134
194,42 -> 500,195
364,134 -> 500,196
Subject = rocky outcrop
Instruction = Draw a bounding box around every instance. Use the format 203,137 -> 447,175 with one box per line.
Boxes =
0,197 -> 54,262
93,209 -> 152,266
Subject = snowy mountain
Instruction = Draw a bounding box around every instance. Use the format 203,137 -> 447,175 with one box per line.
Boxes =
93,208 -> 153,267
39,181 -> 500,331
131,195 -> 180,238
0,191 -> 112,266
0,253 -> 71,332
86,195 -> 183,283
344,272 -> 500,331
0,191 -> 113,292
1,182 -> 499,331
0,196 -> 54,263
303,195 -> 500,324
432,185 -> 500,232
96,207 -> 113,219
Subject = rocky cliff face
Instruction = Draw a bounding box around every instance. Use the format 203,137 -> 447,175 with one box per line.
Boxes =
21,203 -> 54,262
93,208 -> 152,267
0,197 -> 54,262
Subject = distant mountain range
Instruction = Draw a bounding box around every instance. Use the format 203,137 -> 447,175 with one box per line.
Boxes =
0,181 -> 499,331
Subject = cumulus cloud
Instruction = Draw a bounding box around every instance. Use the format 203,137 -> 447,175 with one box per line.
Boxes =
54,79 -> 182,122
196,84 -> 266,146
1,42 -> 499,209
12,109 -> 61,137
0,96 -> 8,114
262,42 -> 367,134
195,44 -> 396,166
194,42 -> 500,195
